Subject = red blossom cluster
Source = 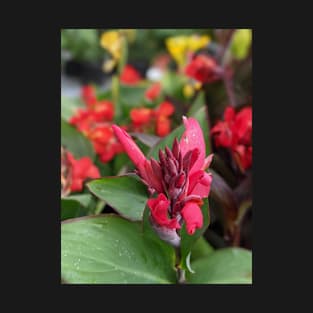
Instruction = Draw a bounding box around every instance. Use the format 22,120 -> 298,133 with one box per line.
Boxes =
128,82 -> 175,137
69,86 -> 123,163
130,101 -> 175,137
185,54 -> 222,84
66,151 -> 100,192
211,106 -> 252,171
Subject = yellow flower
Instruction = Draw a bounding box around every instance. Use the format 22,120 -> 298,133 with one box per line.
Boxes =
187,35 -> 210,52
100,30 -> 122,61
183,84 -> 195,98
166,36 -> 188,67
166,34 -> 211,68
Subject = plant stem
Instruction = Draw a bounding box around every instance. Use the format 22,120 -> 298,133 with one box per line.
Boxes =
94,200 -> 106,215
232,225 -> 241,247
112,75 -> 121,119
175,247 -> 186,284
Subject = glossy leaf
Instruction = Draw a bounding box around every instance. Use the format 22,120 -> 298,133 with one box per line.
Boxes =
190,236 -> 214,262
186,247 -> 252,284
61,119 -> 95,159
61,215 -> 176,284
61,194 -> 92,220
87,175 -> 148,221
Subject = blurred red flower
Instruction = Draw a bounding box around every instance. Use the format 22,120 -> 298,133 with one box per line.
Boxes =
87,124 -> 124,163
81,85 -> 97,107
120,65 -> 142,85
211,106 -> 252,171
185,54 -> 222,83
130,108 -> 153,127
129,101 -> 175,137
145,82 -> 162,101
155,101 -> 175,137
67,152 -> 100,192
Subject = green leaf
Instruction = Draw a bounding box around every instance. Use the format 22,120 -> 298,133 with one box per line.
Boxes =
230,29 -> 252,60
119,84 -> 148,107
61,194 -> 92,220
61,215 -> 176,284
190,236 -> 214,262
61,119 -> 95,160
61,96 -> 85,122
180,198 -> 210,272
87,175 -> 148,221
161,70 -> 187,101
186,247 -> 252,284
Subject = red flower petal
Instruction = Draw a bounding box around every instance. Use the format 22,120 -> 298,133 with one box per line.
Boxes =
148,193 -> 180,229
112,124 -> 147,175
179,116 -> 205,175
181,201 -> 203,235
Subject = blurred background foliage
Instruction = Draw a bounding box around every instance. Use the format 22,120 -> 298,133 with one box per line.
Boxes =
61,29 -> 213,64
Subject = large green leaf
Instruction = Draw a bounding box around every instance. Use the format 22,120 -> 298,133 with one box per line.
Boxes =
61,215 -> 176,284
61,119 -> 95,159
190,236 -> 214,262
87,175 -> 148,221
61,194 -> 92,221
186,248 -> 252,284
61,96 -> 85,122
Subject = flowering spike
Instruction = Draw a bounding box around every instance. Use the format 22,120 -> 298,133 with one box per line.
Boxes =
113,116 -> 213,242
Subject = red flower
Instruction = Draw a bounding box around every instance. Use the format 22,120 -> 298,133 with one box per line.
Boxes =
130,108 -> 153,127
145,82 -> 162,101
67,152 -> 100,192
112,116 -> 213,236
81,85 -> 97,107
120,65 -> 142,85
147,193 -> 181,229
211,106 -> 252,171
185,55 -> 222,83
88,125 -> 123,163
69,109 -> 105,134
155,101 -> 175,137
92,100 -> 114,121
